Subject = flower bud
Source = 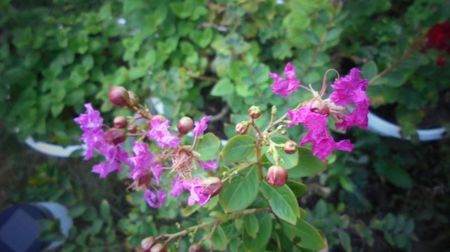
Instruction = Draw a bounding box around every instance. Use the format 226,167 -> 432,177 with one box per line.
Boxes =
113,116 -> 127,129
177,116 -> 194,135
248,106 -> 262,119
150,243 -> 167,252
310,99 -> 330,115
108,86 -> 129,107
141,237 -> 156,250
201,177 -> 222,197
267,165 -> 288,187
188,244 -> 204,252
105,128 -> 127,145
235,122 -> 249,135
128,91 -> 140,107
284,140 -> 297,154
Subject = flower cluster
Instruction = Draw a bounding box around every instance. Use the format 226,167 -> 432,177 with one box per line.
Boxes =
271,64 -> 370,160
74,90 -> 221,209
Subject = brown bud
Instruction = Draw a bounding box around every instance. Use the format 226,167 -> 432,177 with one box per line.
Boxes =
105,128 -> 127,145
177,116 -> 194,135
150,243 -> 167,252
108,86 -> 130,107
248,106 -> 262,119
128,124 -> 138,133
235,122 -> 249,135
188,243 -> 204,252
201,177 -> 223,197
128,91 -> 139,107
284,140 -> 297,154
113,116 -> 128,129
141,237 -> 156,250
267,165 -> 288,187
310,99 -> 330,115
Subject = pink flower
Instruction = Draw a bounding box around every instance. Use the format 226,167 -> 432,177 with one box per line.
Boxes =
198,160 -> 219,171
74,103 -> 103,132
185,177 -> 222,206
129,142 -> 165,184
270,62 -> 301,97
193,116 -> 210,137
288,106 -> 352,160
147,117 -> 180,148
170,176 -> 187,197
74,103 -> 105,160
144,188 -> 167,208
186,179 -> 211,206
92,145 -> 129,178
329,68 -> 369,130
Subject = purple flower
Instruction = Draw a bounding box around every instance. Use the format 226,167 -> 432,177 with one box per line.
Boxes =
193,116 -> 210,137
129,142 -> 153,180
74,103 -> 103,132
198,160 -> 219,171
147,117 -> 180,148
329,68 -> 370,130
144,188 -> 167,208
170,176 -> 187,197
185,179 -> 212,206
288,105 -> 353,160
270,62 -> 301,97
129,142 -> 165,184
74,103 -> 105,160
92,145 -> 129,178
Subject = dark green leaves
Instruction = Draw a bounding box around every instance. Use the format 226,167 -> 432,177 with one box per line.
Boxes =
221,135 -> 256,164
196,133 -> 221,161
219,167 -> 259,212
260,182 -> 300,225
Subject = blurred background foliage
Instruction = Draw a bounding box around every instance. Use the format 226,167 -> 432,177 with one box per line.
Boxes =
0,0 -> 449,251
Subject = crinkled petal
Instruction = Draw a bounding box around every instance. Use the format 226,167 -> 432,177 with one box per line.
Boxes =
193,116 -> 210,137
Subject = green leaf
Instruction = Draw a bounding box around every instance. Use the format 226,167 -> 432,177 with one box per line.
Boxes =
211,78 -> 234,96
196,133 -> 221,161
69,205 -> 87,218
260,182 -> 299,225
339,232 -> 352,252
377,166 -> 414,189
219,167 -> 259,212
210,225 -> 229,251
243,214 -> 259,238
100,200 -> 111,222
221,135 -> 256,164
282,219 -> 326,251
287,180 -> 307,197
362,61 -> 378,80
289,147 -> 326,178
89,219 -> 103,235
244,213 -> 273,251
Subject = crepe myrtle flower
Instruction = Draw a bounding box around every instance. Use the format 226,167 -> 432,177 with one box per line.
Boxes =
281,66 -> 369,160
270,62 -> 302,97
144,188 -> 167,208
147,116 -> 180,149
75,103 -> 129,177
198,160 -> 219,171
193,115 -> 211,137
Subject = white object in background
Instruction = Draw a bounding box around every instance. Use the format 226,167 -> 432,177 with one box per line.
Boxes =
34,202 -> 73,251
24,137 -> 85,158
367,112 -> 447,141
